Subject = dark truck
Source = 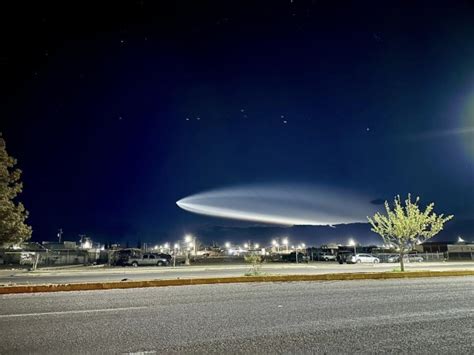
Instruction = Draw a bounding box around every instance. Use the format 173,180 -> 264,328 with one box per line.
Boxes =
114,249 -> 170,267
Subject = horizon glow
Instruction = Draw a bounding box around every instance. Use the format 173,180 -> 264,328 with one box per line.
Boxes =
176,184 -> 379,226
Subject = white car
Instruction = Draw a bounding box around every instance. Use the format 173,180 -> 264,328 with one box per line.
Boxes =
348,253 -> 380,264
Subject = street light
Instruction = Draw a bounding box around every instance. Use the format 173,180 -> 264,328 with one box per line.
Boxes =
349,239 -> 357,256
225,242 -> 231,248
255,243 -> 259,249
173,243 -> 180,267
184,234 -> 196,265
244,243 -> 249,249
185,234 -> 196,256
272,239 -> 280,253
282,238 -> 289,252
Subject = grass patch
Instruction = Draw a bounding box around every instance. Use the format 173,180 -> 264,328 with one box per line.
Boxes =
388,268 -> 433,273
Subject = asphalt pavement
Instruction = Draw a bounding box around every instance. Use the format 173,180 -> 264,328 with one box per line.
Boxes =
0,276 -> 473,353
0,261 -> 473,285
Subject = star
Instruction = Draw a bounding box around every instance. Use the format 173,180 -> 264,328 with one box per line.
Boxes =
196,117 -> 201,120
240,108 -> 245,112
118,116 -> 123,120
366,127 -> 370,132
283,120 -> 288,124
185,117 -> 190,121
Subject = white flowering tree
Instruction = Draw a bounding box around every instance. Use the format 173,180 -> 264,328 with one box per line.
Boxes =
368,194 -> 453,271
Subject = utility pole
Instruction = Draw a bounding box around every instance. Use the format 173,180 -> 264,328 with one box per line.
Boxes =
57,228 -> 63,243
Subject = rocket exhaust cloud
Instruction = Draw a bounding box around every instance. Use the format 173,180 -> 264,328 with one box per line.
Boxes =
176,184 -> 379,226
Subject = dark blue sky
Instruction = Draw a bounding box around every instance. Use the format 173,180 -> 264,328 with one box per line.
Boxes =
1,1 -> 474,244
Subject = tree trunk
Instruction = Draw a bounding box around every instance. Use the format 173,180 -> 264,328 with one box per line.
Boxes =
399,250 -> 405,272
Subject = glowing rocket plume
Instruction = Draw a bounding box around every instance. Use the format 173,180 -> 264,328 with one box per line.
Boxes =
176,184 -> 379,226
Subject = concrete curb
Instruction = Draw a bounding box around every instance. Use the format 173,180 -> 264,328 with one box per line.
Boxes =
0,270 -> 473,294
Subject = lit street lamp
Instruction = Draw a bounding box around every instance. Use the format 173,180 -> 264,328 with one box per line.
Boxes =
173,243 -> 179,267
282,238 -> 289,252
272,239 -> 280,253
349,239 -> 357,256
184,234 -> 196,265
185,234 -> 196,256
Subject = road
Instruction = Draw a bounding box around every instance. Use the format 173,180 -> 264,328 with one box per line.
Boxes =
0,261 -> 473,285
0,276 -> 472,353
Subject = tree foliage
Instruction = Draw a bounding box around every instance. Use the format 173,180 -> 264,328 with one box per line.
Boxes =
0,133 -> 32,245
368,194 -> 453,271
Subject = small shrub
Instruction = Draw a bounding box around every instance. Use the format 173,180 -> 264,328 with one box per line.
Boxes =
244,254 -> 263,276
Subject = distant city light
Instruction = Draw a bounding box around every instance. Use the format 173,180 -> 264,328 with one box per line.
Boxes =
225,242 -> 231,248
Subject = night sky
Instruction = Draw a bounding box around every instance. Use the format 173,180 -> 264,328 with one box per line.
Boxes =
1,1 -> 474,244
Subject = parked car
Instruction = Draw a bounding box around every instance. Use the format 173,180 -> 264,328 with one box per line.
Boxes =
406,254 -> 424,262
337,251 -> 353,264
387,254 -> 400,263
320,253 -> 337,261
125,253 -> 170,267
347,253 -> 380,264
156,253 -> 172,262
281,252 -> 309,263
387,254 -> 424,263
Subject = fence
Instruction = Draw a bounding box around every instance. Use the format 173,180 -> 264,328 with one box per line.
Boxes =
0,250 -> 97,267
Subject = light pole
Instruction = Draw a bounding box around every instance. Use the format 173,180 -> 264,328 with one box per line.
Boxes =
349,239 -> 357,256
272,239 -> 281,253
282,238 -> 289,253
173,243 -> 179,267
272,239 -> 278,253
185,234 -> 196,256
